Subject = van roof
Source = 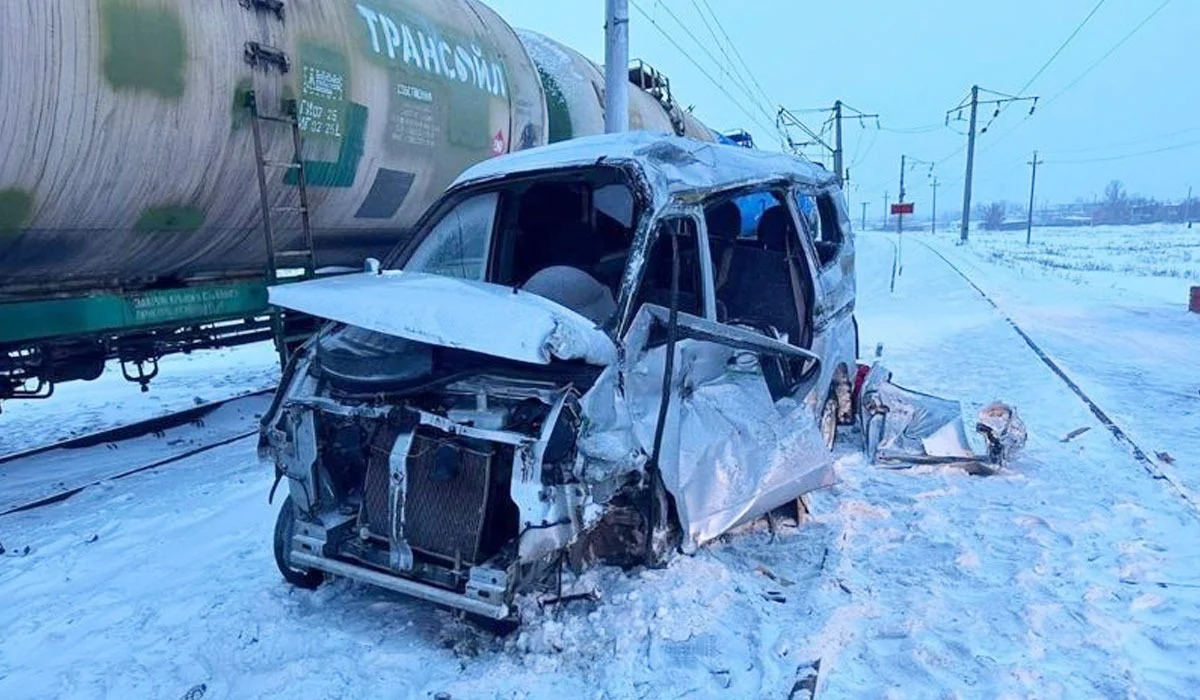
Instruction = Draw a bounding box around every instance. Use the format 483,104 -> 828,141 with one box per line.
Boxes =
452,132 -> 837,203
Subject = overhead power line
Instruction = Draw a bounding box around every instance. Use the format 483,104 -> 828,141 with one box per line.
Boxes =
975,0 -> 1173,158
1015,0 -> 1107,96
1052,138 -> 1200,164
628,0 -> 778,135
650,0 -> 774,123
686,0 -> 769,119
1046,126 -> 1200,155
879,123 -> 946,134
1045,0 -> 1172,105
696,0 -> 776,116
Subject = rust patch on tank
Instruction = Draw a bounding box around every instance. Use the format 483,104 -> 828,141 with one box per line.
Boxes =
135,205 -> 205,233
0,189 -> 34,235
100,1 -> 186,99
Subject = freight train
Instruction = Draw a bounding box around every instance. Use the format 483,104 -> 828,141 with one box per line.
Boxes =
0,0 -> 721,405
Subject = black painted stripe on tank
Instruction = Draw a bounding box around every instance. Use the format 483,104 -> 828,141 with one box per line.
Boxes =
355,169 -> 416,219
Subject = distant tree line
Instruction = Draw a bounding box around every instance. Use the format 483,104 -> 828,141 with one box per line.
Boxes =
975,180 -> 1197,230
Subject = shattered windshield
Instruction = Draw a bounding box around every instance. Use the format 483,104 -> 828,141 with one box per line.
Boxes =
402,192 -> 499,280
391,170 -> 641,328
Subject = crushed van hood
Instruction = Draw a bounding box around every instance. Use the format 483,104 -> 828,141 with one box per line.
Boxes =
269,272 -> 617,366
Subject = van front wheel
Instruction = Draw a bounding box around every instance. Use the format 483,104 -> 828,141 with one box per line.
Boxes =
273,496 -> 324,590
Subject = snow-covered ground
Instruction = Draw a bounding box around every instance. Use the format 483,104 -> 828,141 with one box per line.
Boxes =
2,230 -> 1199,698
919,223 -> 1199,497
0,343 -> 279,456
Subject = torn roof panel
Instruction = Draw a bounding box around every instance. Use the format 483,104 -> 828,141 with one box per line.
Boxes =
451,132 -> 836,204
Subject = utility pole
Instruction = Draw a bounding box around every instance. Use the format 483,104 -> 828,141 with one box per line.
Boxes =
882,191 -> 889,229
833,100 -> 844,186
897,155 -> 906,236
1026,150 -> 1042,246
861,202 -> 868,231
780,101 -> 877,186
946,85 -> 1039,243
930,177 -> 939,234
1187,185 -> 1193,229
603,0 -> 629,133
959,85 -> 979,243
842,168 -> 852,214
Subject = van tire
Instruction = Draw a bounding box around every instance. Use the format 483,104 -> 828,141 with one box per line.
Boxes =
274,495 -> 324,590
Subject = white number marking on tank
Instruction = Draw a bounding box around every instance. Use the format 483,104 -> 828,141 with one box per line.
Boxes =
299,65 -> 347,138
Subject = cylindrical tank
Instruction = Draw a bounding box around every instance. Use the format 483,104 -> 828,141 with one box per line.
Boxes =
517,30 -> 716,145
0,0 -> 547,294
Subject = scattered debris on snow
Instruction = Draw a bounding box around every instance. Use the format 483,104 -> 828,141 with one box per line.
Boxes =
857,362 -> 1026,474
1061,425 -> 1092,442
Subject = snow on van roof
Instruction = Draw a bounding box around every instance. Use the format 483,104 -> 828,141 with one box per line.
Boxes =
452,132 -> 836,200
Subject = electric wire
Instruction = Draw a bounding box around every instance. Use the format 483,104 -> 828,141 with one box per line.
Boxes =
1015,0 -> 1107,96
1045,0 -> 1171,106
977,0 -> 1172,155
1052,138 -> 1200,164
1045,126 -> 1200,155
686,0 -> 770,119
651,0 -> 774,124
697,0 -> 777,117
628,0 -> 778,135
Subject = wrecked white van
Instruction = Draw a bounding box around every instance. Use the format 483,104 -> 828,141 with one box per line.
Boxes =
259,133 -> 858,621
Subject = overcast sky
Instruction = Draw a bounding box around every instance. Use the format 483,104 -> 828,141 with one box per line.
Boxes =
486,0 -> 1196,218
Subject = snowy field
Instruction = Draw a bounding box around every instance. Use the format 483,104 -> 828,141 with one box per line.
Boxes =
944,223 -> 1200,304
1,230 -> 1199,698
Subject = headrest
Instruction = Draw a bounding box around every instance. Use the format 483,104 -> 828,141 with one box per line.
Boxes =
705,201 -> 742,240
519,183 -> 580,230
757,206 -> 794,252
520,266 -> 616,324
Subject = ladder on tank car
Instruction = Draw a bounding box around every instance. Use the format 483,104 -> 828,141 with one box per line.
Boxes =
244,91 -> 318,367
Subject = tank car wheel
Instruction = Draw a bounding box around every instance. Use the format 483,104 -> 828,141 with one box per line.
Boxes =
273,495 -> 324,590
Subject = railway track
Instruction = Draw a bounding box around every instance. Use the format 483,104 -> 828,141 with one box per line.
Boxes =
0,388 -> 274,517
912,237 -> 1200,517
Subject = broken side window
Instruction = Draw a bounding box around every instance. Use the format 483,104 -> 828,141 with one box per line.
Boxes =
796,190 -> 844,267
631,217 -> 704,317
704,190 -> 812,349
404,191 -> 499,280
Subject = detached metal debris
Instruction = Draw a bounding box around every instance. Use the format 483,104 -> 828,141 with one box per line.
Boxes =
858,363 -> 1026,475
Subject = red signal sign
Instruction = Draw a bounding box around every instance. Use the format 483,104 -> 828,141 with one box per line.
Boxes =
891,202 -> 915,215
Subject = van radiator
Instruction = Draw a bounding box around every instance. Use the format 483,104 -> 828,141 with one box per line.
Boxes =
403,432 -> 492,564
362,423 -> 402,540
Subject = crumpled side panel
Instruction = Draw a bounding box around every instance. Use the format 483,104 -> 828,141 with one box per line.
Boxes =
577,306 -> 834,550
576,363 -> 646,483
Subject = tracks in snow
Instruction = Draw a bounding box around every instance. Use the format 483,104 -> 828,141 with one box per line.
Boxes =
0,389 -> 273,516
912,237 -> 1200,517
